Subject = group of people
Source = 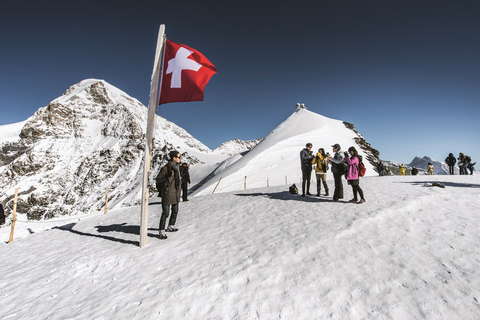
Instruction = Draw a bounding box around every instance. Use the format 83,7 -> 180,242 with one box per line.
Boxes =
446,153 -> 476,175
155,150 -> 190,240
300,143 -> 366,204
395,152 -> 476,176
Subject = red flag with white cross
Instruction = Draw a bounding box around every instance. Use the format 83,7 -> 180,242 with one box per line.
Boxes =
159,40 -> 217,105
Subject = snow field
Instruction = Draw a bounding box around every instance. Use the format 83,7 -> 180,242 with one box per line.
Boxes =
1,174 -> 479,319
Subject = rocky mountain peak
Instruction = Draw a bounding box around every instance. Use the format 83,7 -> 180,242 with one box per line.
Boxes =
214,138 -> 263,156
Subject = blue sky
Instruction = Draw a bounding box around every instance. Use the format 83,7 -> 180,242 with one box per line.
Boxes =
1,0 -> 479,165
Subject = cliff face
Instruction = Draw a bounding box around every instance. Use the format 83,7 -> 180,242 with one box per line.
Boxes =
214,138 -> 263,156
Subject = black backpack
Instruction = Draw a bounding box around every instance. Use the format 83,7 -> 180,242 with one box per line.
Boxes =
289,183 -> 299,194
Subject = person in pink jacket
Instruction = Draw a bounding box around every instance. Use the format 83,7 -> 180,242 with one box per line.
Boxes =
344,146 -> 366,204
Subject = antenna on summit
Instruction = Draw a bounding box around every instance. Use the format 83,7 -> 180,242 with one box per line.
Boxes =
295,103 -> 306,110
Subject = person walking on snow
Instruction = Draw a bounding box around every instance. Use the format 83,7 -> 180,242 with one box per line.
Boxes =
300,143 -> 314,197
329,143 -> 345,202
156,150 -> 182,240
399,164 -> 406,176
312,148 -> 329,196
344,146 -> 365,204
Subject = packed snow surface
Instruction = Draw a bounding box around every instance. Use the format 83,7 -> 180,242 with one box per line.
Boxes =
1,174 -> 479,319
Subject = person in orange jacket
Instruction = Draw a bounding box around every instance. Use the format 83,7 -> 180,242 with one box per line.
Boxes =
312,148 -> 329,196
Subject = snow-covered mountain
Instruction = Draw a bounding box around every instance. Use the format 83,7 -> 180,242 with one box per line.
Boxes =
409,156 -> 451,175
193,107 -> 381,196
0,79 -> 228,220
214,138 -> 263,156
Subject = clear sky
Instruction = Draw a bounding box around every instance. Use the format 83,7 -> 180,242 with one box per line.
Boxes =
1,0 -> 479,165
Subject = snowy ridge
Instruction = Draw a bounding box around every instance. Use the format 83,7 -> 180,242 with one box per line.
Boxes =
193,108 -> 381,196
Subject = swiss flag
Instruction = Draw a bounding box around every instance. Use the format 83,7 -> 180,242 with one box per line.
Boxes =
159,40 -> 217,105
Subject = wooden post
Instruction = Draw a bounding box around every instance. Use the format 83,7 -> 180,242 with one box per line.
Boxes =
212,177 -> 222,194
285,176 -> 287,185
8,188 -> 19,244
267,177 -> 269,187
244,176 -> 247,190
104,187 -> 108,214
140,24 -> 166,248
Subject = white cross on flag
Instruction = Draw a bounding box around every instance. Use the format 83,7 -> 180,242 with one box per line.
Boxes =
159,40 -> 217,104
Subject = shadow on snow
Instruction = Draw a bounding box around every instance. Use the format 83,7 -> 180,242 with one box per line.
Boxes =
397,181 -> 480,189
235,191 -> 332,202
53,222 -> 159,246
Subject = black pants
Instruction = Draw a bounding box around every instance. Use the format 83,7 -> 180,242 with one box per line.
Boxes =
449,166 -> 454,175
302,170 -> 312,195
182,182 -> 188,201
351,184 -> 364,200
159,203 -> 178,231
333,172 -> 344,200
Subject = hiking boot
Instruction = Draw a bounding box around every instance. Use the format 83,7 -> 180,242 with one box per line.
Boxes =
158,233 -> 168,240
349,199 -> 358,203
166,226 -> 178,232
358,199 -> 366,204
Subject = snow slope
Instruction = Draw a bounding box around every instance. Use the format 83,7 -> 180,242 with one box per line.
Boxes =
193,108 -> 379,196
2,174 -> 479,319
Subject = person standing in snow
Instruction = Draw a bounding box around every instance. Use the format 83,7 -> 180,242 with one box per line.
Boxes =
180,163 -> 191,202
466,155 -> 475,175
329,143 -> 345,202
0,203 -> 5,225
156,150 -> 182,240
377,162 -> 386,176
427,162 -> 434,175
312,148 -> 329,196
399,164 -> 406,176
300,143 -> 314,197
344,146 -> 365,204
445,153 -> 456,175
411,167 -> 418,175
458,153 -> 467,175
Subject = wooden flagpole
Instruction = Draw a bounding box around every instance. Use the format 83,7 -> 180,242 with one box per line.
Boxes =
140,24 -> 166,248
8,188 -> 19,243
